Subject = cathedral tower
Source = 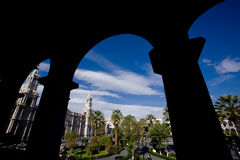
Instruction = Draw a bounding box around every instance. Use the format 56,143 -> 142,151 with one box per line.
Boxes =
82,92 -> 93,137
6,69 -> 40,141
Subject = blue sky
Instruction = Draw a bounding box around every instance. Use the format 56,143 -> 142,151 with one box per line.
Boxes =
189,0 -> 240,100
37,0 -> 240,120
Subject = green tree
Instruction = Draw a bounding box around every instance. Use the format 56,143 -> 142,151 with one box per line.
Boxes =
120,115 -> 142,158
214,94 -> 240,133
86,136 -> 100,158
146,114 -> 156,127
111,109 -> 123,146
163,106 -> 170,123
149,123 -> 171,154
90,110 -> 105,137
120,115 -> 136,146
98,136 -> 112,151
81,137 -> 88,146
136,118 -> 148,138
64,131 -> 78,148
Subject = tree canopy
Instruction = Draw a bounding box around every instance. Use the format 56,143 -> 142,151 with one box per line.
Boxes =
214,94 -> 240,133
64,131 -> 78,148
90,110 -> 105,137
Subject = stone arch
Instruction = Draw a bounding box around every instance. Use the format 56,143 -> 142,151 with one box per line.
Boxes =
0,56 -> 50,138
0,1 -> 233,160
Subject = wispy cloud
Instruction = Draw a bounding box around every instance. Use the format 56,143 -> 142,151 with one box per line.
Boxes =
68,95 -> 164,120
71,88 -> 120,99
142,63 -> 163,87
202,58 -> 215,66
36,84 -> 44,105
74,69 -> 163,96
76,51 -> 164,96
38,62 -> 50,72
70,51 -> 165,119
202,58 -> 212,64
215,57 -> 240,74
202,57 -> 239,86
85,50 -> 120,71
210,74 -> 235,86
202,57 -> 240,74
86,51 -> 163,86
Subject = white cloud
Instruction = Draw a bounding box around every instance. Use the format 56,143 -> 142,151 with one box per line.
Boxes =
202,58 -> 215,67
142,63 -> 163,87
71,88 -> 120,98
38,62 -> 50,72
70,52 -> 165,120
68,95 -> 164,120
202,58 -> 212,64
74,69 -> 163,96
215,57 -> 240,74
85,50 -> 120,71
86,52 -> 163,87
68,88 -> 121,114
210,74 -> 235,86
36,84 -> 44,106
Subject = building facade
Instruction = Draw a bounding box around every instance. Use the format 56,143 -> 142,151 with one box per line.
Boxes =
64,92 -> 94,138
6,69 -> 40,141
221,119 -> 238,135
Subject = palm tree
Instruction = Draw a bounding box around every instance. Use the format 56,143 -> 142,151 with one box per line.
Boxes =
146,114 -> 156,126
214,94 -> 240,133
90,110 -> 105,137
149,123 -> 171,155
120,115 -> 136,145
163,107 -> 170,123
138,118 -> 148,137
161,123 -> 172,155
120,115 -> 137,158
111,109 -> 123,146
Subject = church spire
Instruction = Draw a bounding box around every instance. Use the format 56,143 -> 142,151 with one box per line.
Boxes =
85,91 -> 92,109
21,68 -> 40,93
88,91 -> 91,98
83,91 -> 93,137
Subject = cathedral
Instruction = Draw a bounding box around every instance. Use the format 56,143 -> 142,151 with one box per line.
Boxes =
6,69 -> 106,144
6,69 -> 40,142
64,92 -> 94,138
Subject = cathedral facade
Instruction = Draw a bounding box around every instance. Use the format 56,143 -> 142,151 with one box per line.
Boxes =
6,69 -> 40,142
64,92 -> 94,138
7,69 -> 97,142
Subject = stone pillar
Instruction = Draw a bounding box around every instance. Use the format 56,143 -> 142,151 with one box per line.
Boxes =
26,56 -> 80,159
149,37 -> 232,160
0,65 -> 37,141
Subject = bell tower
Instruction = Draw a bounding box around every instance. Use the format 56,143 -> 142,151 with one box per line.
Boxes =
83,92 -> 93,137
6,68 -> 40,141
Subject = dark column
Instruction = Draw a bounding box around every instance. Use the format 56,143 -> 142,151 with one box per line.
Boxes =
149,37 -> 232,160
0,79 -> 22,138
27,56 -> 80,159
0,67 -> 37,142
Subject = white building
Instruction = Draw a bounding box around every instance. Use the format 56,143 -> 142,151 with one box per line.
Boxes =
64,92 -> 94,137
6,69 -> 39,141
105,118 -> 114,135
221,119 -> 238,135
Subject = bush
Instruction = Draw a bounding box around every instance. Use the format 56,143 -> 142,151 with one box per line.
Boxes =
64,131 -> 78,148
148,148 -> 176,160
86,137 -> 100,155
108,145 -> 119,155
98,136 -> 112,150
115,156 -> 128,160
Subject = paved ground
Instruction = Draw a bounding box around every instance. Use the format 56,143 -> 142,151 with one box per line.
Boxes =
97,148 -> 128,160
97,148 -> 164,160
145,153 -> 164,160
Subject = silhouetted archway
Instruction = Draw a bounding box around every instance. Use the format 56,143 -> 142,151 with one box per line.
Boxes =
0,1 -> 233,159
